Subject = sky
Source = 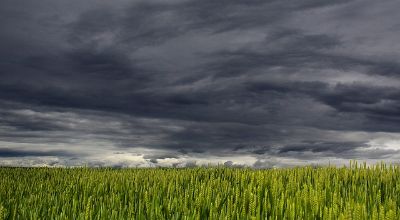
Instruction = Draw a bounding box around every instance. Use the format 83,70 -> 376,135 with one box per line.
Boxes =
1,0 -> 400,168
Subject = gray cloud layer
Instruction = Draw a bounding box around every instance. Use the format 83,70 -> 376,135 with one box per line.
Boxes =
1,0 -> 400,167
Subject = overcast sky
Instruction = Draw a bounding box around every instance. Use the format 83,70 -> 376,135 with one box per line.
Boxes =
1,0 -> 400,167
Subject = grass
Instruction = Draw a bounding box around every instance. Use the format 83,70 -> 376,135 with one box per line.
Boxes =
0,161 -> 399,219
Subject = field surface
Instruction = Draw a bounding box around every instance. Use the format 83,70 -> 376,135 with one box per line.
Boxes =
0,162 -> 400,219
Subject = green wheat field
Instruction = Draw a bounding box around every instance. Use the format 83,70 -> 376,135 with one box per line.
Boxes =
0,162 -> 399,219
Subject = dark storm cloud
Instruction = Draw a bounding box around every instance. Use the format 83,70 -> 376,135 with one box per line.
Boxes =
277,141 -> 366,154
66,0 -> 351,48
204,37 -> 400,81
1,0 -> 400,166
203,32 -> 343,79
244,140 -> 368,159
0,148 -> 75,157
246,80 -> 400,128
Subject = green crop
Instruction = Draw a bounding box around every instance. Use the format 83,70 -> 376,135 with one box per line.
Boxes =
0,161 -> 399,219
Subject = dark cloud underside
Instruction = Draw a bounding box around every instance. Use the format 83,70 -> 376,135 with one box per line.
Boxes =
1,0 -> 400,167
